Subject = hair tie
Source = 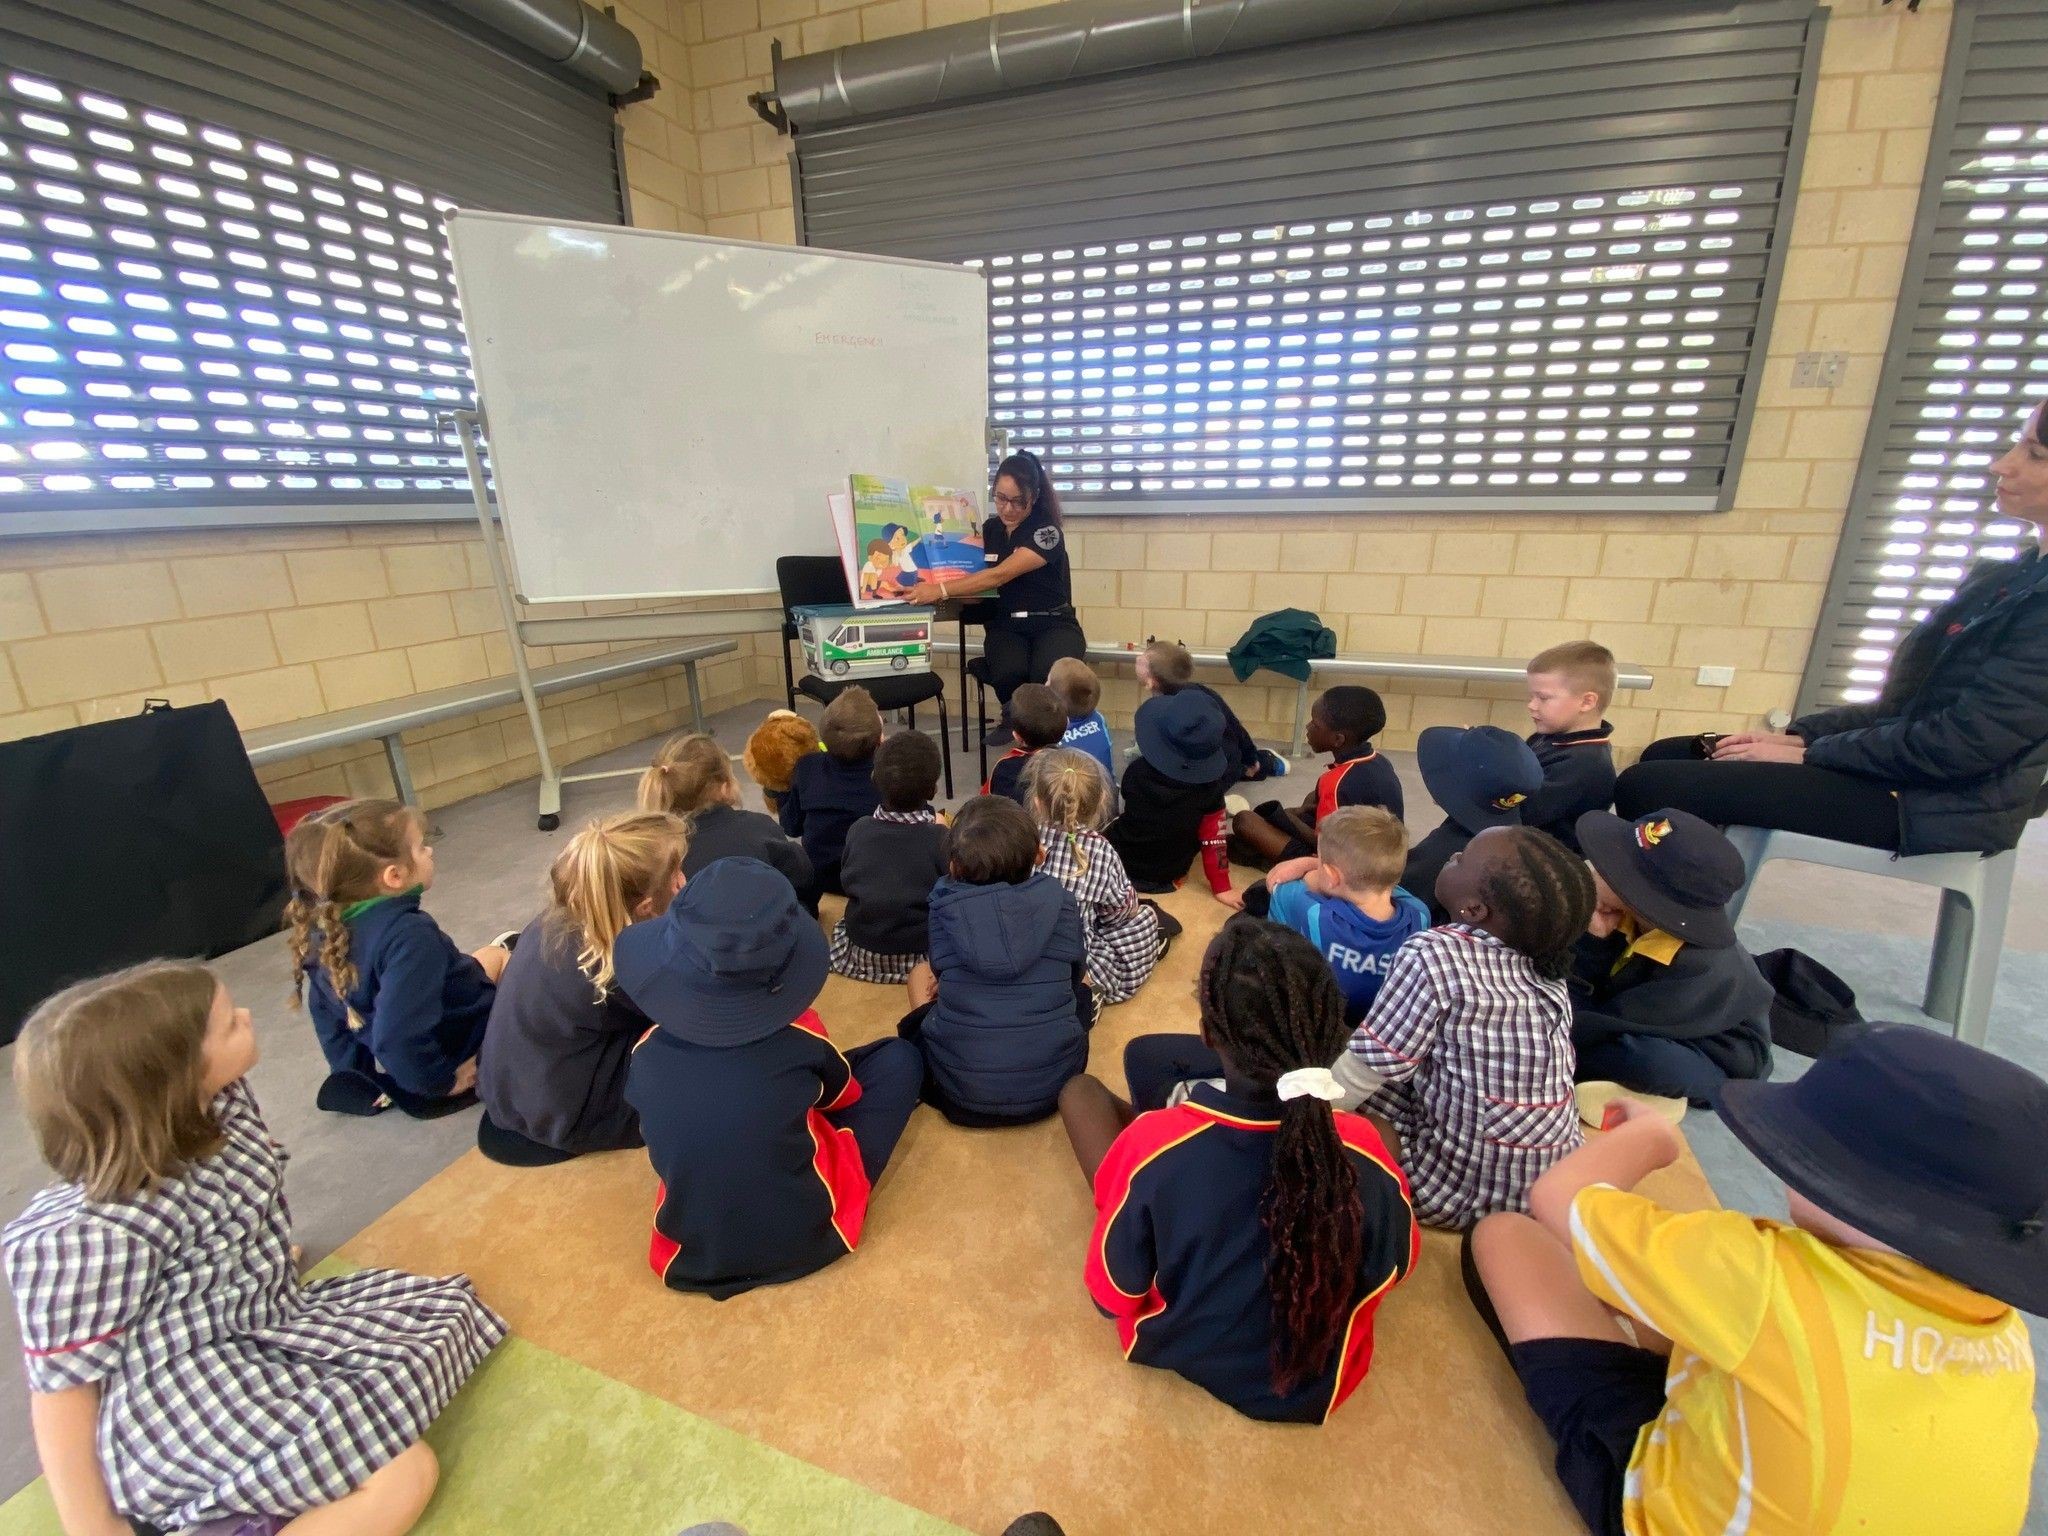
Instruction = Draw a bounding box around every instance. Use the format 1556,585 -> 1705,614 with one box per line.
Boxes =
1276,1067 -> 1345,1104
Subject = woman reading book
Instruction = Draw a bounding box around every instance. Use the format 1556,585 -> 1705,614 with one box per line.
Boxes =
903,449 -> 1087,748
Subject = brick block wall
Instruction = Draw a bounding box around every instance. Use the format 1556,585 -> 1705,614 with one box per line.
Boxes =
675,0 -> 1951,756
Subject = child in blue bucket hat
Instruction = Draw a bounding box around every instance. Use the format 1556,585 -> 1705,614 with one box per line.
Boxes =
618,857 -> 922,1299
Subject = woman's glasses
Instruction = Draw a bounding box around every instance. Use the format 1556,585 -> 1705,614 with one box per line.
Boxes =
992,492 -> 1029,511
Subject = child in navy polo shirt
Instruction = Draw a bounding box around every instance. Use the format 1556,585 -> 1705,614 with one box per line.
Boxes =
1057,917 -> 1418,1423
618,858 -> 922,1299
779,686 -> 883,895
984,683 -> 1067,803
1047,657 -> 1115,778
1521,641 -> 1618,853
1226,806 -> 1430,1024
1230,686 -> 1401,868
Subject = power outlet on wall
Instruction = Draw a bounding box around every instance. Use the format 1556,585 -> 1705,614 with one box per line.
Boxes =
1696,665 -> 1737,687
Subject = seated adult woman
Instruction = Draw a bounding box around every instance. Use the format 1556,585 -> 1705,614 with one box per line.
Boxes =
903,449 -> 1086,745
1615,403 -> 2048,856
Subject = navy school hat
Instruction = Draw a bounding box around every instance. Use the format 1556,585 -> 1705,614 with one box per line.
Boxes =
1576,808 -> 1747,949
1134,690 -> 1228,785
1717,1025 -> 2048,1315
1416,725 -> 1543,834
612,856 -> 828,1047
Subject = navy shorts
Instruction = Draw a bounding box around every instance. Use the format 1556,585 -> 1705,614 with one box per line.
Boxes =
1507,1337 -> 1666,1536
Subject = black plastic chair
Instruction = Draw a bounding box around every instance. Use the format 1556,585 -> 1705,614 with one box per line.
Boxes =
774,555 -> 954,798
955,601 -> 1003,787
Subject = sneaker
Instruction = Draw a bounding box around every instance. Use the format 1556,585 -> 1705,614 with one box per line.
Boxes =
982,723 -> 1015,749
1223,793 -> 1251,817
315,1070 -> 391,1117
490,929 -> 521,952
1260,749 -> 1291,777
1575,1081 -> 1687,1129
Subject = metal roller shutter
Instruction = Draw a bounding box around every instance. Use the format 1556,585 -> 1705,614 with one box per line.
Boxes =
1801,0 -> 2048,709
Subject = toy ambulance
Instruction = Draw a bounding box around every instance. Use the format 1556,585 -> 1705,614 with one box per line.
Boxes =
793,604 -> 935,680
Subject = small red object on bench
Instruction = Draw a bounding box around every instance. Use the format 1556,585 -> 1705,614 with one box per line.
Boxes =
270,795 -> 347,837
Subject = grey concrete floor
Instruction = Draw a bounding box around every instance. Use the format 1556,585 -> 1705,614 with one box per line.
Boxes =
2,701 -> 2044,1521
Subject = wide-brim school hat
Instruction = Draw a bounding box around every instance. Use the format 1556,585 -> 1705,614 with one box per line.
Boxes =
1134,690 -> 1228,785
1716,1025 -> 2048,1315
612,856 -> 828,1048
1577,808 -> 1745,949
1416,725 -> 1543,834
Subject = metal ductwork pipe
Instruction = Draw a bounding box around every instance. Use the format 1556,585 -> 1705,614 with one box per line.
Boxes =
439,0 -> 645,96
774,0 -> 1578,130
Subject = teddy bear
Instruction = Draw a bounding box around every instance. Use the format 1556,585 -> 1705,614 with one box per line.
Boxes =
742,708 -> 822,815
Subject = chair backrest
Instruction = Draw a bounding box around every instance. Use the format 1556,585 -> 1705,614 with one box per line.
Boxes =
775,555 -> 852,638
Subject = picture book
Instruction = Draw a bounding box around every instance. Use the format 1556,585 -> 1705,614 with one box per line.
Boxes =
843,474 -> 986,606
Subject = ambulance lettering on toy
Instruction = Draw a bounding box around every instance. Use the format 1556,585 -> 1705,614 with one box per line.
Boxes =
794,605 -> 937,681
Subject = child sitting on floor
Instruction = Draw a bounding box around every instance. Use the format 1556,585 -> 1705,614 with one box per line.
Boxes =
1136,639 -> 1285,782
1047,656 -> 1115,778
1104,690 -> 1234,896
1335,824 -> 1594,1229
1225,806 -> 1430,1024
619,857 -> 923,1299
477,810 -> 688,1166
286,798 -> 509,1118
1521,641 -> 1618,853
779,688 -> 884,896
1230,685 -> 1401,868
899,795 -> 1090,1126
1057,918 -> 1418,1423
1466,1028 -> 2041,1536
1025,748 -> 1177,1006
1569,808 -> 1773,1107
641,731 -> 815,904
6,962 -> 504,1536
1401,724 -> 1546,922
832,730 -> 950,984
985,682 -> 1068,802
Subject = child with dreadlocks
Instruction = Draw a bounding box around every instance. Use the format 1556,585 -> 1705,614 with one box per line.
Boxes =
1057,917 -> 1419,1423
286,799 -> 511,1118
1024,748 -> 1178,1006
1334,824 -> 1595,1230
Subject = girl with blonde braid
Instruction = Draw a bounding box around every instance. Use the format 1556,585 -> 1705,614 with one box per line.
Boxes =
476,811 -> 688,1165
1025,748 -> 1178,1005
284,799 -> 508,1118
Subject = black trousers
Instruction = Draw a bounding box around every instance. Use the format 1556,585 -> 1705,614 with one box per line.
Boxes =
982,615 -> 1087,711
1614,737 -> 1900,851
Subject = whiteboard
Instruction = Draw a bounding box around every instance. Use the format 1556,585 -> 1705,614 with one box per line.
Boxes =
447,211 -> 990,603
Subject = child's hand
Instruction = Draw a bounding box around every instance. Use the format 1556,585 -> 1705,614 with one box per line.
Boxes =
1215,887 -> 1245,910
450,1057 -> 479,1096
906,961 -> 939,1008
1587,899 -> 1627,939
1603,1100 -> 1684,1168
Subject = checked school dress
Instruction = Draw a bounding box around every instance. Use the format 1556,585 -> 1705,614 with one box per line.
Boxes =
1037,826 -> 1163,1004
4,1081 -> 504,1530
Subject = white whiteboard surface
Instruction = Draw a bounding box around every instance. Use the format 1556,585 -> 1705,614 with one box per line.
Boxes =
447,211 -> 989,603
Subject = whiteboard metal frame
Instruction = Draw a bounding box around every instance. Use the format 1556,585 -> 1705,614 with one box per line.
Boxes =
448,409 -> 779,829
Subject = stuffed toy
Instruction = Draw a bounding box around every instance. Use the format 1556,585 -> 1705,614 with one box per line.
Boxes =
743,708 -> 822,814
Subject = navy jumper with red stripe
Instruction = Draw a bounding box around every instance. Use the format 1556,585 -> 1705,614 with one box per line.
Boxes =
1313,742 -> 1405,824
627,1010 -> 872,1299
1084,1081 -> 1420,1422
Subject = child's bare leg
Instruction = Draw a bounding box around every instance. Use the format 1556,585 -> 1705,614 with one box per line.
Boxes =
1364,1110 -> 1403,1165
905,961 -> 938,1010
1058,1074 -> 1137,1186
282,1441 -> 438,1536
470,945 -> 510,984
1469,1214 -> 1670,1354
1229,810 -> 1292,863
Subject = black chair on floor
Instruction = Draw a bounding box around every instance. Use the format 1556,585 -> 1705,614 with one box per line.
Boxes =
955,601 -> 1003,787
775,555 -> 954,798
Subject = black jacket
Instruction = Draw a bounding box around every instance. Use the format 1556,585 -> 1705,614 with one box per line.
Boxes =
1183,683 -> 1262,785
841,813 -> 949,956
685,803 -> 814,897
1522,725 -> 1616,852
777,752 -> 880,877
1570,932 -> 1774,1083
1793,552 -> 2048,855
477,914 -> 645,1155
1105,758 -> 1227,888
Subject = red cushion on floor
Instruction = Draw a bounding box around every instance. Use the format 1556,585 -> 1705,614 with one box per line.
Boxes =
271,794 -> 348,837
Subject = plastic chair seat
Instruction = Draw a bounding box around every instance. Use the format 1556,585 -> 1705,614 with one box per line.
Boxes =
1722,826 -> 2016,1048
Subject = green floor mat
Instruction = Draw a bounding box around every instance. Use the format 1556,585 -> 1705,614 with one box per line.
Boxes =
0,1335 -> 966,1536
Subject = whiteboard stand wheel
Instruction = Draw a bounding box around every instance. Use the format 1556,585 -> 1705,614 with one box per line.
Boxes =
891,655 -> 908,671
538,813 -> 560,832
829,659 -> 850,676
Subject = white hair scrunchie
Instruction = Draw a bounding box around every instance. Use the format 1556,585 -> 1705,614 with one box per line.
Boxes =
1275,1067 -> 1345,1104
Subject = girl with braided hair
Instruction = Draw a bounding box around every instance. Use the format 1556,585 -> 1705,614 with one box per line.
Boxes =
285,799 -> 508,1118
1024,748 -> 1178,1005
1333,824 -> 1596,1229
1057,917 -> 1419,1423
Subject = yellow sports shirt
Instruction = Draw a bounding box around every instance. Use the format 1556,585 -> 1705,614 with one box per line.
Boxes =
1570,1184 -> 2037,1535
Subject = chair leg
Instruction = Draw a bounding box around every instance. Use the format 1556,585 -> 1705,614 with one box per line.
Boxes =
781,637 -> 797,713
976,682 -> 989,788
957,616 -> 971,753
936,693 -> 954,800
1927,854 -> 2014,1047
1720,825 -> 1773,928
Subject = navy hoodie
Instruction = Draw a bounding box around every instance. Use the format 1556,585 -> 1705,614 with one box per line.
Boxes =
919,872 -> 1087,1122
301,891 -> 493,1099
